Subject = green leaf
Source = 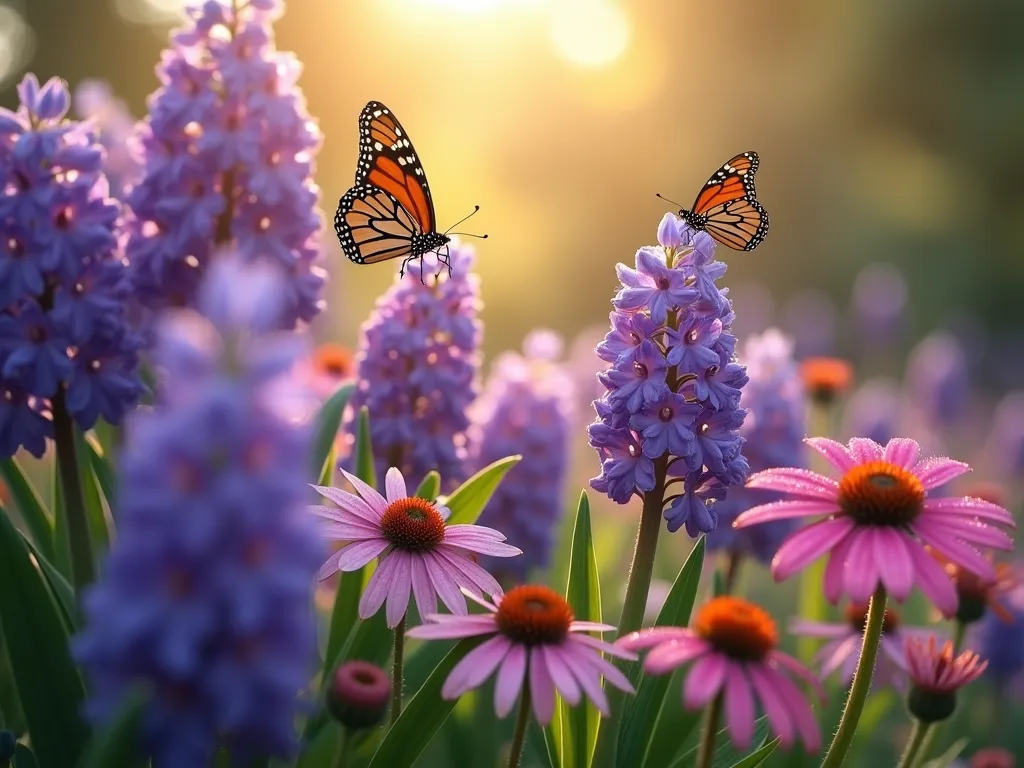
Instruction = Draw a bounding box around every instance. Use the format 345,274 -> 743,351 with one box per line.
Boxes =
322,568 -> 363,680
294,725 -> 339,768
75,688 -> 147,768
0,459 -> 53,562
366,637 -> 485,768
727,737 -> 781,768
50,461 -> 71,580
551,492 -> 601,768
618,536 -> 706,768
82,431 -> 118,517
669,715 -> 771,768
922,738 -> 968,768
14,743 -> 40,768
75,429 -> 110,558
354,405 -> 376,489
0,622 -> 27,735
19,533 -> 75,632
443,455 -> 521,527
0,507 -> 87,768
310,384 -> 355,482
533,715 -> 560,768
414,471 -> 441,501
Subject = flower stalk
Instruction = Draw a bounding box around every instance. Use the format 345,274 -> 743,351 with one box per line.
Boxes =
696,692 -> 723,768
53,391 -> 94,602
506,683 -> 532,768
896,720 -> 931,768
390,616 -> 406,726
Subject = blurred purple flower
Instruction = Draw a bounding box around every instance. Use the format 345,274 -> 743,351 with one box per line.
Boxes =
841,377 -> 902,445
347,245 -> 481,491
985,392 -> 1024,478
0,73 -> 143,457
975,579 -> 1024,699
781,289 -> 837,358
706,330 -> 806,564
588,214 -> 748,536
851,262 -> 907,342
72,79 -> 142,199
124,0 -> 325,330
905,331 -> 969,428
468,330 -> 574,582
74,255 -> 324,766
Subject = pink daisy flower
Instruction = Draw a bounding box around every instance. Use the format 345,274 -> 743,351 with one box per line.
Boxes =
617,596 -> 824,753
309,467 -> 521,627
732,437 -> 1016,615
405,585 -> 637,724
790,603 -> 935,688
905,635 -> 988,723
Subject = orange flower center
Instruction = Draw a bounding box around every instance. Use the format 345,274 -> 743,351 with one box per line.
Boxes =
844,603 -> 900,633
837,460 -> 925,527
313,343 -> 354,379
694,596 -> 778,661
379,497 -> 446,552
495,585 -> 574,645
800,357 -> 853,403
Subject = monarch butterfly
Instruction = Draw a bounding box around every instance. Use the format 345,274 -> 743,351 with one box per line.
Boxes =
334,101 -> 481,279
670,152 -> 769,251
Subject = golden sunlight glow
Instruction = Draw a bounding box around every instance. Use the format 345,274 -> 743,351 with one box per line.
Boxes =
0,5 -> 34,88
113,0 -> 186,25
410,0 -> 506,12
549,0 -> 631,68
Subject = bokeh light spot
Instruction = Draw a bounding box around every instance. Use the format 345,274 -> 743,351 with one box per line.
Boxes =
550,0 -> 631,68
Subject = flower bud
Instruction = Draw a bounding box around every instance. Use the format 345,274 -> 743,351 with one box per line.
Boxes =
326,661 -> 390,729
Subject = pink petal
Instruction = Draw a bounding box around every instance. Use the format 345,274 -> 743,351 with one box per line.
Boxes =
317,521 -> 385,541
911,457 -> 970,491
913,523 -> 997,579
359,552 -> 398,619
558,645 -> 609,714
643,639 -> 708,675
746,468 -> 839,501
541,645 -> 580,705
423,552 -> 469,615
494,643 -> 527,718
763,664 -> 821,752
384,467 -> 407,505
883,438 -> 922,470
817,635 -> 859,679
724,665 -> 756,749
385,551 -> 413,628
874,528 -> 915,601
732,499 -> 840,529
847,437 -> 884,464
569,621 -> 616,633
443,533 -> 522,558
442,635 -> 512,698
843,528 -> 881,604
529,647 -> 557,725
805,437 -> 857,473
567,632 -> 638,661
444,524 -> 508,542
461,586 -> 500,612
770,651 -> 827,703
338,469 -> 388,514
307,503 -> 349,523
823,529 -> 856,604
410,554 -> 438,620
772,517 -> 856,581
309,489 -> 382,525
565,639 -> 635,693
318,551 -> 343,581
616,627 -> 695,651
683,652 -> 728,709
788,620 -> 850,640
406,618 -> 497,640
905,542 -> 958,617
335,539 -> 390,572
434,547 -> 504,599
923,497 -> 1015,527
748,665 -> 796,749
919,518 -> 1014,550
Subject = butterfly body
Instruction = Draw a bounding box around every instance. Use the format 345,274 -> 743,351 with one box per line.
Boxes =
676,151 -> 769,251
335,101 -> 452,275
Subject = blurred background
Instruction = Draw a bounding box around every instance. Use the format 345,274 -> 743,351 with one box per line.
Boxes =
4,0 -> 1024,391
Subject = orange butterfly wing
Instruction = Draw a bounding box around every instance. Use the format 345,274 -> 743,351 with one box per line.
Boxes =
690,152 -> 769,251
334,185 -> 421,265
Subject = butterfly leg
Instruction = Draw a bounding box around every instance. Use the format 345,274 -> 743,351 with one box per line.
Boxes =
436,245 -> 453,279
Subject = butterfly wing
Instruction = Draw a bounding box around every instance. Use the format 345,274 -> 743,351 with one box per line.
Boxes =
690,151 -> 769,251
355,101 -> 437,235
334,184 -> 422,265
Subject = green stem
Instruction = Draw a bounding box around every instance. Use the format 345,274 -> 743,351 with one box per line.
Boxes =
390,615 -> 406,726
696,692 -> 723,768
507,683 -> 531,768
896,719 -> 931,768
723,550 -> 742,595
331,726 -> 350,768
820,587 -> 888,768
951,620 -> 966,653
53,391 -> 95,602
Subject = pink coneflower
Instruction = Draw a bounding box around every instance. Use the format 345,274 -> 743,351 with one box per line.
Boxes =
790,603 -> 934,687
733,437 -> 1015,615
406,585 -> 636,725
309,467 -> 521,627
617,596 -> 824,753
905,635 -> 987,723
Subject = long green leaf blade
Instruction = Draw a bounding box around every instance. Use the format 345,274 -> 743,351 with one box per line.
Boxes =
443,455 -> 521,527
0,459 -> 53,562
0,508 -> 87,768
366,637 -> 485,768
19,533 -> 75,632
354,405 -> 376,489
75,688 -> 147,768
726,737 -> 781,768
82,432 -> 118,516
74,430 -> 110,558
310,384 -> 355,482
414,471 -> 441,501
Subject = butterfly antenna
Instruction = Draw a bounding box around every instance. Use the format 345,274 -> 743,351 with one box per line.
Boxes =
444,205 -> 485,237
656,192 -> 687,211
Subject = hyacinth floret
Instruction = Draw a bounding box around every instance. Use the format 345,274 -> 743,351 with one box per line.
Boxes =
0,73 -> 144,458
124,0 -> 325,329
588,214 -> 748,536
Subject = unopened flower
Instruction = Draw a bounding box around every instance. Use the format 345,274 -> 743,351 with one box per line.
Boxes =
970,747 -> 1016,768
618,596 -> 823,753
905,636 -> 987,723
407,585 -> 636,725
310,466 -> 520,627
734,437 -> 1015,615
300,342 -> 354,400
326,661 -> 390,729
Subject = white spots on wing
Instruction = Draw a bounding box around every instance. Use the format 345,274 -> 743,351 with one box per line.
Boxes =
373,109 -> 383,117
396,127 -> 403,137
374,141 -> 384,151
398,157 -> 407,166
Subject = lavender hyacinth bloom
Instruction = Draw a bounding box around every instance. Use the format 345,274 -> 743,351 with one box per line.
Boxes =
851,262 -> 907,342
905,331 -> 969,428
707,330 -> 805,563
0,73 -> 143,457
347,244 -> 481,490
72,79 -> 142,199
74,255 -> 324,765
124,0 -> 325,329
589,214 -> 748,536
468,330 -> 574,581
985,392 -> 1024,478
975,578 -> 1024,699
841,378 -> 902,445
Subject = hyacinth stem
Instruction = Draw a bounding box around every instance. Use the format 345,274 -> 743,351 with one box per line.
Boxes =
723,550 -> 743,595
912,618 -> 968,766
390,616 -> 406,726
507,683 -> 531,768
895,719 -> 931,768
820,587 -> 888,768
53,391 -> 95,602
331,726 -> 350,768
695,691 -> 723,768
